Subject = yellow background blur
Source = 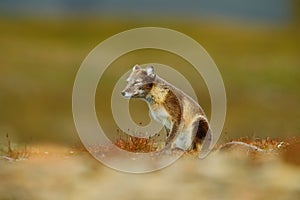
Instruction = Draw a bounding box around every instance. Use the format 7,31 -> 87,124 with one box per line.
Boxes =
0,0 -> 299,146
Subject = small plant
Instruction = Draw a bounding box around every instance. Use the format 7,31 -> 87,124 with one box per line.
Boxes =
0,134 -> 30,161
114,127 -> 162,152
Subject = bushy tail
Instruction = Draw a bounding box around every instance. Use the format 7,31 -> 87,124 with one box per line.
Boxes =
198,128 -> 213,159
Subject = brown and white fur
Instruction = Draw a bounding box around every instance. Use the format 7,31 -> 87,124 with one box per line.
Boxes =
121,65 -> 212,153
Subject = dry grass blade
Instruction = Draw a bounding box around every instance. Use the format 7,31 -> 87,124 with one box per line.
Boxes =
0,134 -> 30,161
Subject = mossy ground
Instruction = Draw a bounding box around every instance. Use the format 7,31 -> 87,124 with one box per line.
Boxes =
0,137 -> 299,200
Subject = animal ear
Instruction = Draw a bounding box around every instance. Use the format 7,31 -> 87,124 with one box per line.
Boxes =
146,66 -> 155,78
133,64 -> 141,71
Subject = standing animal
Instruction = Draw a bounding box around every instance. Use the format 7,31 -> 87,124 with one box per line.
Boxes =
121,65 -> 212,154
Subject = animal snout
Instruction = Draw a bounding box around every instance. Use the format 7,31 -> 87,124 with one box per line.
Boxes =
121,91 -> 126,96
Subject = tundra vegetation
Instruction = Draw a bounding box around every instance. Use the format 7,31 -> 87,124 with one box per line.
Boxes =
0,18 -> 300,199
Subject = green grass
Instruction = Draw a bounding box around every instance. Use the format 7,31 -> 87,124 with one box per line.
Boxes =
0,17 -> 300,145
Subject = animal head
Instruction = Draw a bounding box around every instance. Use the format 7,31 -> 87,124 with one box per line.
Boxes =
121,65 -> 156,98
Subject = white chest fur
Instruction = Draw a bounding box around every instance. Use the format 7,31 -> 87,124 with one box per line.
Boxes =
149,105 -> 171,129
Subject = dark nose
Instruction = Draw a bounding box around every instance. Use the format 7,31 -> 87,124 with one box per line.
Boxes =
121,91 -> 126,96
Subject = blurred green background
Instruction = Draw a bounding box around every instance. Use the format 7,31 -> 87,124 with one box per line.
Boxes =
0,0 -> 300,146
